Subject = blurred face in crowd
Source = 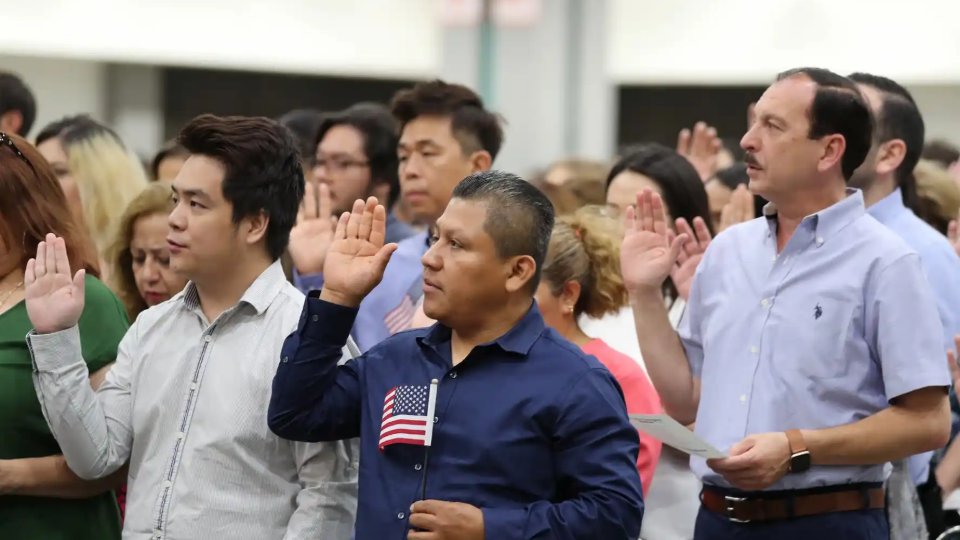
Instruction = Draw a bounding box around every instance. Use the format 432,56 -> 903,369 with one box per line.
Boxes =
130,212 -> 188,306
740,75 -> 827,203
156,155 -> 187,182
398,116 -> 489,224
36,137 -> 83,221
606,171 -> 675,227
167,156 -> 263,281
314,125 -> 373,215
421,198 -> 532,328
705,179 -> 732,225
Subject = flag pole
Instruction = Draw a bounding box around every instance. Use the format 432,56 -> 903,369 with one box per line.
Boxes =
420,378 -> 439,501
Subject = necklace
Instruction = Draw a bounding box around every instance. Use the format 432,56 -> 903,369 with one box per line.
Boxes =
0,280 -> 24,309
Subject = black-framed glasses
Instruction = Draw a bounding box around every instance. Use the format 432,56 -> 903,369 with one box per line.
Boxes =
0,132 -> 34,170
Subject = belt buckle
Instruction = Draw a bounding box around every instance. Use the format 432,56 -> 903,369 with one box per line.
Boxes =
725,495 -> 750,523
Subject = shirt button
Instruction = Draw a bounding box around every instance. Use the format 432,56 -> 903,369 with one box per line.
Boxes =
750,346 -> 758,354
415,463 -> 422,471
177,431 -> 185,439
760,298 -> 769,307
190,382 -> 197,390
771,255 -> 777,262
311,315 -> 319,322
450,371 -> 457,379
816,237 -> 824,245
163,480 -> 172,488
434,416 -> 439,423
740,394 -> 747,403
397,512 -> 405,519
204,335 -> 212,343
282,356 -> 289,363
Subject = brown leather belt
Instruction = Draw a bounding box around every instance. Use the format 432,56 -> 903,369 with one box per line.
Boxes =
702,487 -> 885,523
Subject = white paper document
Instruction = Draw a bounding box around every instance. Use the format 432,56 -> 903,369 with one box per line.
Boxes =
629,414 -> 727,459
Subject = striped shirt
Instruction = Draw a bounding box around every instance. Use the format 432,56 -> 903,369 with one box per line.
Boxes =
28,261 -> 359,540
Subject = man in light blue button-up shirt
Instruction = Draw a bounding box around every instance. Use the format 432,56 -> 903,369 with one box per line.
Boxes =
847,73 -> 960,536
623,68 -> 952,540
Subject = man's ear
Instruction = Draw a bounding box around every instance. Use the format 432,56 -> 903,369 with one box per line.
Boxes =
504,255 -> 537,294
244,210 -> 270,247
469,150 -> 492,174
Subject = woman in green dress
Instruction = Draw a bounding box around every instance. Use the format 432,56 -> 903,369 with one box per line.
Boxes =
0,132 -> 129,540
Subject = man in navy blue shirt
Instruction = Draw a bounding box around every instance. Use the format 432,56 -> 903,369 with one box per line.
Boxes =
269,170 -> 645,540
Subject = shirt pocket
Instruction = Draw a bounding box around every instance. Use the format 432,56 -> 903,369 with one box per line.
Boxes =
789,296 -> 859,381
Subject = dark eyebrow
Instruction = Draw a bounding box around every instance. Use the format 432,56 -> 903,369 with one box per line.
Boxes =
172,186 -> 210,200
399,139 -> 439,151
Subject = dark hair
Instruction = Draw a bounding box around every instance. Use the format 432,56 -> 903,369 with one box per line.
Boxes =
391,80 -> 505,161
277,109 -> 324,162
775,68 -> 873,181
0,73 -> 37,136
451,170 -> 555,291
609,143 -> 715,235
0,133 -> 99,276
608,143 -> 714,299
35,114 -> 102,147
714,163 -> 749,190
177,114 -> 304,260
923,140 -> 960,169
150,139 -> 190,180
316,103 -> 401,207
848,73 -> 924,214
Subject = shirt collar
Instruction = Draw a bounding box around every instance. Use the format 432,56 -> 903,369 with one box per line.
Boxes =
182,260 -> 287,315
418,301 -> 546,357
867,188 -> 906,225
763,188 -> 865,244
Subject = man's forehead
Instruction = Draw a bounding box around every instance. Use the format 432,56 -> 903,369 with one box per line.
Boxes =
758,76 -> 817,118
437,198 -> 487,230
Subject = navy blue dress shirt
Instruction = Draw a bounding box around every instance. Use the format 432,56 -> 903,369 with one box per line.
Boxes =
268,294 -> 645,540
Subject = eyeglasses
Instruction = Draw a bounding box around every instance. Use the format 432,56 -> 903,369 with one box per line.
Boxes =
0,132 -> 34,170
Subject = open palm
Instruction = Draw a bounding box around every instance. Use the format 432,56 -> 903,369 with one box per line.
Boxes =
289,181 -> 338,274
621,189 -> 689,294
321,197 -> 398,306
670,217 -> 712,300
25,234 -> 86,334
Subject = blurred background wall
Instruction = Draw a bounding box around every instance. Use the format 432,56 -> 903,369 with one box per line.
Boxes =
4,0 -> 960,176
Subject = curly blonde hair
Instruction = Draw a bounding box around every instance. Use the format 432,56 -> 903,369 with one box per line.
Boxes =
107,182 -> 174,320
540,205 -> 628,318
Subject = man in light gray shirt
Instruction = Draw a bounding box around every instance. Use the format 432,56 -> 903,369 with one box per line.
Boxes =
23,114 -> 358,540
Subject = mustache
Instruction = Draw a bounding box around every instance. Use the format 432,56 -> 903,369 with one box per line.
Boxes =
743,153 -> 761,167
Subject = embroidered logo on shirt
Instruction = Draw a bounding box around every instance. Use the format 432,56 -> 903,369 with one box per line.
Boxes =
814,303 -> 823,320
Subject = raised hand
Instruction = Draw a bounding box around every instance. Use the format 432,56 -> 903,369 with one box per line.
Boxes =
669,216 -> 712,300
718,184 -> 756,233
25,234 -> 86,334
947,336 -> 960,390
676,122 -> 723,182
288,181 -> 338,274
319,197 -> 398,307
621,189 -> 689,295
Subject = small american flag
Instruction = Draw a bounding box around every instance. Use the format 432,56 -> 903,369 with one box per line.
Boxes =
379,381 -> 439,451
384,278 -> 424,335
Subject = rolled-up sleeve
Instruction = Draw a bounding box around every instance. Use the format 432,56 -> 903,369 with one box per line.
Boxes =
268,293 -> 364,443
29,322 -> 137,480
482,368 -> 644,540
868,253 -> 951,401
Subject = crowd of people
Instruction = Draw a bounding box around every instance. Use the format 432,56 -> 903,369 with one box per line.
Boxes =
3,65 -> 960,540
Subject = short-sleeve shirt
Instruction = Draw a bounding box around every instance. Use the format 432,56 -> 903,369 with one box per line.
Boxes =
678,189 -> 950,490
0,275 -> 129,540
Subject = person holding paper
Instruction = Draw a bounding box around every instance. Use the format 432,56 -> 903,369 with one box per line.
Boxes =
269,171 -> 645,540
622,67 -> 951,539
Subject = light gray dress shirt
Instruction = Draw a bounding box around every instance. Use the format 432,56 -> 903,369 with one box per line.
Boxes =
680,189 -> 950,490
28,261 -> 359,540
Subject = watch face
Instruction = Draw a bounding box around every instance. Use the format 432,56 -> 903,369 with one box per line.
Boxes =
792,451 -> 812,473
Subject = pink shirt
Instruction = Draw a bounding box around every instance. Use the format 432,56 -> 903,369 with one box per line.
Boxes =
581,338 -> 663,496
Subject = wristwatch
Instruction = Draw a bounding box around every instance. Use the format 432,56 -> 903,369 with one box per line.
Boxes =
786,429 -> 811,474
